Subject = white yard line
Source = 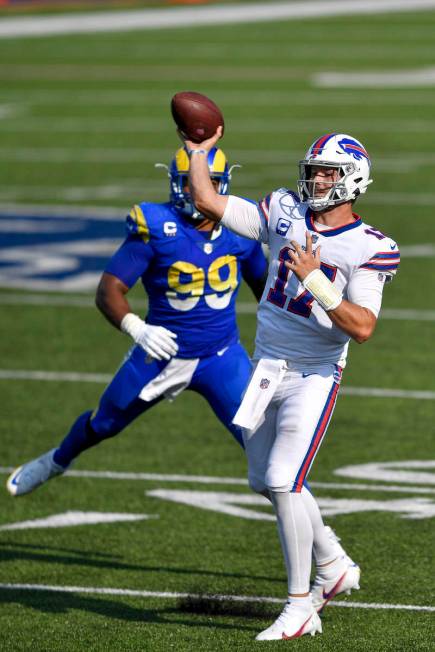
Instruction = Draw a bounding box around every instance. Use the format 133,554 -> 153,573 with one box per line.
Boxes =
314,67 -> 435,88
0,294 -> 434,321
0,204 -> 125,219
2,90 -> 435,107
3,186 -> 435,203
0,467 -> 433,495
2,148 -> 435,174
2,1 -> 435,39
0,582 -> 432,612
0,368 -> 434,400
2,117 -> 435,133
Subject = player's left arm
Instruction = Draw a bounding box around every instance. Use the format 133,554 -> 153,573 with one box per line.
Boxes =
285,232 -> 386,343
326,296 -> 377,344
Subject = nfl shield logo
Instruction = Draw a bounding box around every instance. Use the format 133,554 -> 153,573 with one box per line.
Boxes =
203,243 -> 213,254
260,378 -> 270,390
311,234 -> 319,244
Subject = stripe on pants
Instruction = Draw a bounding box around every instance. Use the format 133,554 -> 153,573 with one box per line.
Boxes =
292,380 -> 340,492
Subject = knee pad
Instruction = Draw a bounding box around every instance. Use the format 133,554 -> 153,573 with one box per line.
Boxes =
265,464 -> 294,493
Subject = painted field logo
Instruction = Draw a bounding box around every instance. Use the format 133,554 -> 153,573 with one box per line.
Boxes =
0,210 -> 123,291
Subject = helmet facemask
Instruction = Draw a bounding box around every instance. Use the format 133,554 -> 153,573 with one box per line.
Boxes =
298,160 -> 358,211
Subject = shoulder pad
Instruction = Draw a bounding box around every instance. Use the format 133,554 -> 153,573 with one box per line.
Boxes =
273,187 -> 300,203
241,196 -> 257,205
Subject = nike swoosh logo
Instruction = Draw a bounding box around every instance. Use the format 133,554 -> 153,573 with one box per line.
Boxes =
322,587 -> 335,600
302,372 -> 315,378
322,571 -> 347,600
281,614 -> 313,640
217,346 -> 229,357
390,243 -> 397,250
10,470 -> 21,485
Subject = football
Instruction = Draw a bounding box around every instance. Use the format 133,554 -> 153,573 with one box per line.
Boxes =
171,91 -> 225,143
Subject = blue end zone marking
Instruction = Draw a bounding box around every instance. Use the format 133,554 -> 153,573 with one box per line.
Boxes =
0,210 -> 125,291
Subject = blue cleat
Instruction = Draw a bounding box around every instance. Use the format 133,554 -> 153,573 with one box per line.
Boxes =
6,449 -> 66,497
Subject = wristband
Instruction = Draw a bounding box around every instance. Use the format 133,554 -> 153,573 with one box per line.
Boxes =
187,148 -> 208,157
302,269 -> 342,311
120,312 -> 144,339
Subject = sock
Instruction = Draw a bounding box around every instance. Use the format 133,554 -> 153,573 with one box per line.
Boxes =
301,486 -> 337,565
287,595 -> 312,613
270,489 -> 313,595
53,410 -> 99,468
316,555 -> 348,582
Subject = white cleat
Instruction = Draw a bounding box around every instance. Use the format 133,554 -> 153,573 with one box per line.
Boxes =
6,448 -> 66,497
255,602 -> 322,641
311,563 -> 361,613
311,526 -> 361,613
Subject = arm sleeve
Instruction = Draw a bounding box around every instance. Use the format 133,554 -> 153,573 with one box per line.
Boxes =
104,234 -> 154,288
346,268 -> 390,318
240,240 -> 268,285
221,195 -> 267,242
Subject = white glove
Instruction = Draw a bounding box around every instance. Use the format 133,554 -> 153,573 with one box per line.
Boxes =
120,313 -> 178,361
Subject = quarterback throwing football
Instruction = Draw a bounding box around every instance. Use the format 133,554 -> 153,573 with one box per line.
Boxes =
182,128 -> 400,641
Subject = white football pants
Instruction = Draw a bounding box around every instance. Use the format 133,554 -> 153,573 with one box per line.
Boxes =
242,363 -> 341,594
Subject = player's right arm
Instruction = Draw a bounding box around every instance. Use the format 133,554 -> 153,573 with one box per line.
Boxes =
96,272 -> 132,328
181,128 -> 263,239
95,206 -> 178,361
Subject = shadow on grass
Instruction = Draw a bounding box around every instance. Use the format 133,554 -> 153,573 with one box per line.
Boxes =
0,541 -> 283,583
0,588 -> 263,631
177,593 -> 278,619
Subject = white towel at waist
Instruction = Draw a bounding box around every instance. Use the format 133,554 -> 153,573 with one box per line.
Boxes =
139,357 -> 199,402
232,358 -> 286,430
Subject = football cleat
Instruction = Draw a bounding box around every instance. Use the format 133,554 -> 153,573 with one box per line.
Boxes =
255,602 -> 322,641
6,448 -> 66,497
311,526 -> 361,613
311,563 -> 361,614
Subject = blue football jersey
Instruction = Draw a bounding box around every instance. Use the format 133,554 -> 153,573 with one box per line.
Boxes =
105,201 -> 267,358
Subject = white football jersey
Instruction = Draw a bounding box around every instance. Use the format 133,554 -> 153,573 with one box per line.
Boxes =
222,189 -> 400,368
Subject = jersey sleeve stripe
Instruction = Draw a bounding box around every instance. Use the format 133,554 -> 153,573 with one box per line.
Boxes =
131,205 -> 150,243
371,252 -> 401,260
359,262 -> 399,271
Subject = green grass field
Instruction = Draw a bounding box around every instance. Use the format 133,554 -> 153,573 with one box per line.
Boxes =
0,4 -> 434,651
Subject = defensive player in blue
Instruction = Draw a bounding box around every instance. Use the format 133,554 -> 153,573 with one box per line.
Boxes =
6,146 -> 268,494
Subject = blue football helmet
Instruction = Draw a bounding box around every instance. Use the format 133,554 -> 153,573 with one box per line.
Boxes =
167,147 -> 231,219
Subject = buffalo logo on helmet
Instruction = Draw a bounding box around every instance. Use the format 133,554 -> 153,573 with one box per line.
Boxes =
337,137 -> 370,162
